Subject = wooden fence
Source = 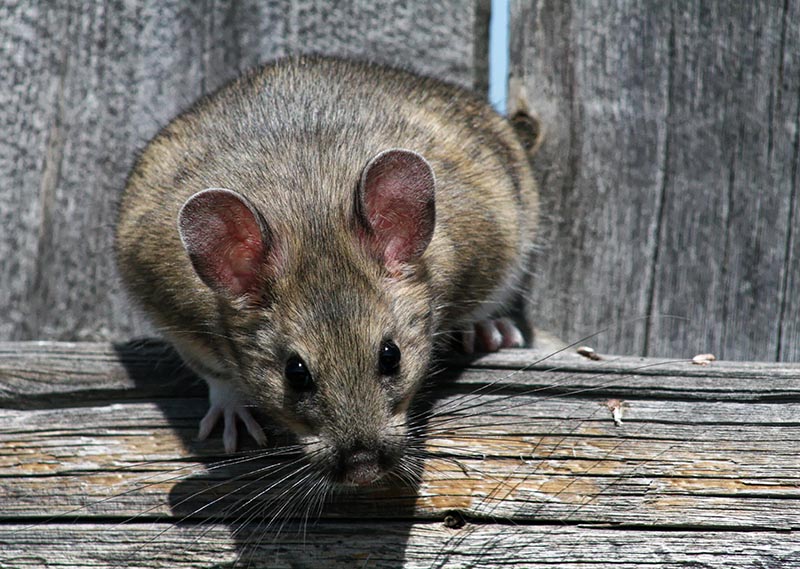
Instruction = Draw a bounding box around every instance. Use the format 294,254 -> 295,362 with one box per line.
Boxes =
3,1 -> 799,361
514,0 -> 800,361
2,2 -> 800,568
0,0 -> 486,343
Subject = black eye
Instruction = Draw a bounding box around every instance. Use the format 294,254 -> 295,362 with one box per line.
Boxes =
379,340 -> 401,375
285,356 -> 314,392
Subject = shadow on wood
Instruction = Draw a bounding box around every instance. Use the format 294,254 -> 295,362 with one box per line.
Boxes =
109,338 -> 454,567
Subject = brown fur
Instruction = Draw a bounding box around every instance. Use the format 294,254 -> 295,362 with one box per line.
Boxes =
115,55 -> 538,482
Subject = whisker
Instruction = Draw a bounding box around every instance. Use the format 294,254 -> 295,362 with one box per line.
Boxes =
414,316 -> 686,424
419,356 -> 691,435
126,452 -> 311,551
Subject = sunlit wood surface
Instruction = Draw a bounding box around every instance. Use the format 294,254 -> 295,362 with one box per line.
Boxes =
1,341 -> 798,567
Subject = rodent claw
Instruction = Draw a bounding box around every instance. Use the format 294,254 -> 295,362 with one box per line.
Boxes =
476,320 -> 504,352
223,408 -> 238,453
197,406 -> 223,441
239,409 -> 268,446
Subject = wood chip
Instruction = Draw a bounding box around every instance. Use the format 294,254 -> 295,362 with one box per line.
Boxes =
577,346 -> 602,360
692,353 -> 717,366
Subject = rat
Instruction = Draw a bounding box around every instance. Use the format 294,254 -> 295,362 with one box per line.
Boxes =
115,55 -> 539,487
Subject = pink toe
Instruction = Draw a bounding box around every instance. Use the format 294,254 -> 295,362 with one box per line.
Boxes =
223,409 -> 238,453
476,320 -> 503,352
239,408 -> 267,446
497,318 -> 524,348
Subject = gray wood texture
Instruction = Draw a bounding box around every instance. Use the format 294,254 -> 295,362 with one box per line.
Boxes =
3,524 -> 800,568
513,0 -> 800,361
4,0 -> 799,362
0,0 -> 489,342
2,342 -> 799,567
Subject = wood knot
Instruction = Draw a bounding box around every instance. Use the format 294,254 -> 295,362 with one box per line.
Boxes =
443,510 -> 466,530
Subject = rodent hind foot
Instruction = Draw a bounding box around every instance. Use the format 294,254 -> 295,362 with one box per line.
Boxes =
461,317 -> 525,354
198,379 -> 267,453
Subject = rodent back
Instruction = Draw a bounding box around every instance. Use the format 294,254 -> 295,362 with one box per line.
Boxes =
115,56 -> 538,345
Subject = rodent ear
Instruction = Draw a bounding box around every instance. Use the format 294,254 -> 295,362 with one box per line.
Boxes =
358,149 -> 436,268
178,188 -> 273,300
510,110 -> 544,156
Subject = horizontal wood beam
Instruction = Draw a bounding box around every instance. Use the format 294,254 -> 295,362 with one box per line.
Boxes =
1,342 -> 798,567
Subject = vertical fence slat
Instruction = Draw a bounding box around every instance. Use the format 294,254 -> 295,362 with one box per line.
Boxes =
0,1 -> 489,341
512,0 -> 798,360
511,0 -> 671,355
648,1 -> 794,361
777,0 -> 800,361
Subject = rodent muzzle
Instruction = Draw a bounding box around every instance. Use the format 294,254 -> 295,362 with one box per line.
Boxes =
335,444 -> 396,487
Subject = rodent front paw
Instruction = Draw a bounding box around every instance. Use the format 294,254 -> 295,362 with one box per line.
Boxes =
197,379 -> 267,453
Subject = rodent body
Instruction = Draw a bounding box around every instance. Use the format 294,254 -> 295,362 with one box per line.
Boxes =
116,56 -> 538,486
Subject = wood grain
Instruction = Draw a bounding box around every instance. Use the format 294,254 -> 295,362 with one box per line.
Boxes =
1,342 -> 798,567
0,0 -> 488,342
3,523 -> 800,568
777,0 -> 800,361
512,0 -> 800,361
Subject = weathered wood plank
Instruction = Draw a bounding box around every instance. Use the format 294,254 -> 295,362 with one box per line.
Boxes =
0,340 -> 197,406
648,1 -> 797,362
0,0 -> 488,342
5,341 -> 800,406
1,343 -> 798,567
3,396 -> 800,528
2,344 -> 799,529
510,0 -> 670,357
2,523 -> 799,568
778,0 -> 800,360
512,0 -> 800,361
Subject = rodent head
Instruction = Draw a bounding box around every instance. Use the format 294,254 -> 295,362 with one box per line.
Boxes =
177,149 -> 437,487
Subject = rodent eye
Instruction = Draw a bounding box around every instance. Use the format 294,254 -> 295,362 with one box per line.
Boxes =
379,340 -> 401,375
285,356 -> 314,392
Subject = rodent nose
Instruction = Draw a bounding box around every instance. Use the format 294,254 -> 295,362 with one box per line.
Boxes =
341,448 -> 382,487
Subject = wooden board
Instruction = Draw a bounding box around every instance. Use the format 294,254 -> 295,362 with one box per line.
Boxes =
1,342 -> 799,567
4,524 -> 800,569
0,0 -> 489,342
512,0 -> 800,361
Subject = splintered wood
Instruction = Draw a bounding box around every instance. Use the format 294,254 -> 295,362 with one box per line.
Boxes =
1,342 -> 799,568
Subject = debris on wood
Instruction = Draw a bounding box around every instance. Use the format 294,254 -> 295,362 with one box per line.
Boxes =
692,353 -> 717,366
577,346 -> 602,360
604,399 -> 626,426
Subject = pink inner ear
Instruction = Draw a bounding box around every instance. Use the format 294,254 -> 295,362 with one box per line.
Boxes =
360,149 -> 436,266
178,188 -> 269,298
